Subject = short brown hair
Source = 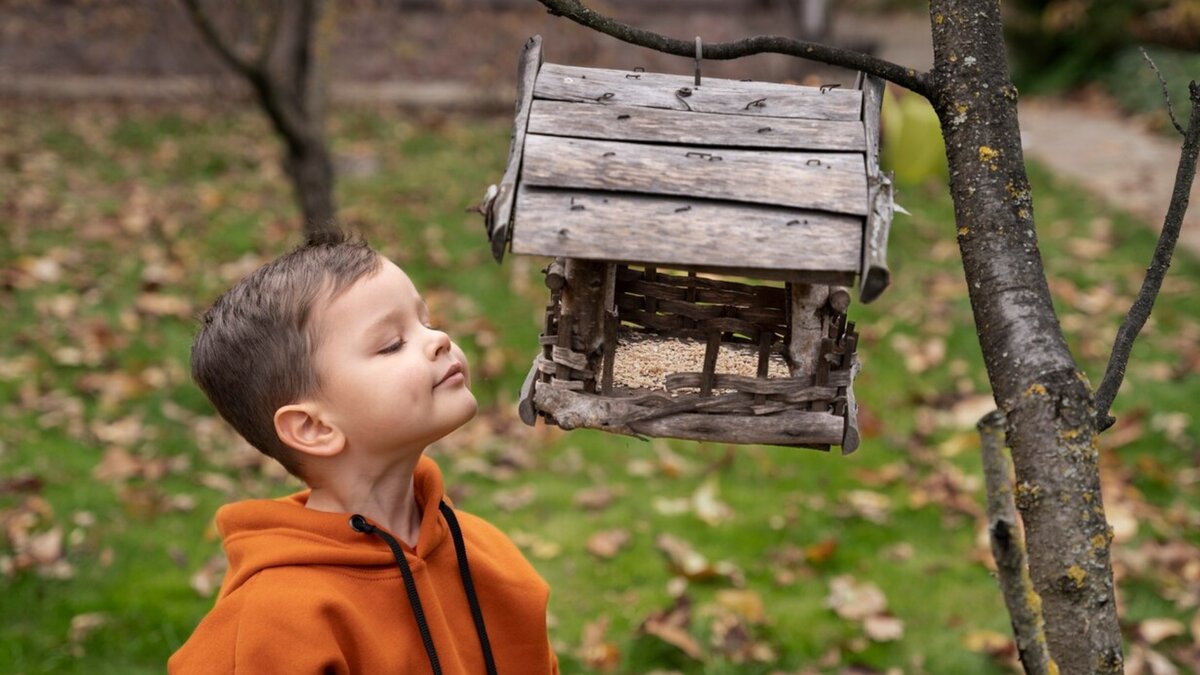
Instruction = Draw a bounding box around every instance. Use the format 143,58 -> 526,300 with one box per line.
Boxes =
190,231 -> 382,478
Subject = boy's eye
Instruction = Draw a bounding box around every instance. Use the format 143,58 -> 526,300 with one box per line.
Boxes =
378,340 -> 405,355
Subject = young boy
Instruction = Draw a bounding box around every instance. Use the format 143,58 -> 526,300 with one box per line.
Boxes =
170,232 -> 558,674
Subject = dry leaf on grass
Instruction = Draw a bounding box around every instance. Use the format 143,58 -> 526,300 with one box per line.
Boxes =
586,530 -> 631,559
714,589 -> 766,625
1126,643 -> 1181,675
640,595 -> 704,661
863,614 -> 904,642
1138,618 -> 1186,645
579,617 -> 621,672
574,485 -> 619,511
826,575 -> 887,621
510,531 -> 562,560
189,553 -> 227,598
492,485 -> 536,512
656,534 -> 743,585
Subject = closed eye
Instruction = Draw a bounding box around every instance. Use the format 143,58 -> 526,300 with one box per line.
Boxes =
378,340 -> 405,355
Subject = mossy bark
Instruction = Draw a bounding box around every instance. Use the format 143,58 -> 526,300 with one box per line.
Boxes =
928,1 -> 1121,672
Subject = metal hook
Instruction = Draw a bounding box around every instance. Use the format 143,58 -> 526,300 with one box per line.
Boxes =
806,158 -> 822,167
694,36 -> 703,87
819,83 -> 842,94
675,87 -> 693,111
745,97 -> 766,110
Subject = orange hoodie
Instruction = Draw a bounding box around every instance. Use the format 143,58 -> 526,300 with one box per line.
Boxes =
169,456 -> 557,674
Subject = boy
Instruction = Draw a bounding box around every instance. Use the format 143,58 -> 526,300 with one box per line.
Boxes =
170,232 -> 558,674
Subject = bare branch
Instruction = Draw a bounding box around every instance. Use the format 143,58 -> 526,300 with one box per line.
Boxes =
978,410 -> 1056,675
179,0 -> 259,81
1095,81 -> 1200,430
1140,47 -> 1185,136
535,0 -> 931,98
256,0 -> 285,71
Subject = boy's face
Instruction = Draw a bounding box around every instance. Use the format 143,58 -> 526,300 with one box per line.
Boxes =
306,257 -> 477,456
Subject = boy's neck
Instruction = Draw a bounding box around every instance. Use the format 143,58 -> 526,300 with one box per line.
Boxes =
304,454 -> 424,548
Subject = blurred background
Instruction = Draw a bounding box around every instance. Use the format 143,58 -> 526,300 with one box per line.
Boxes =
2,1 -> 1198,673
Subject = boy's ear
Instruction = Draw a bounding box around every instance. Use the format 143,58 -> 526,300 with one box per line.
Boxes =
274,403 -> 345,458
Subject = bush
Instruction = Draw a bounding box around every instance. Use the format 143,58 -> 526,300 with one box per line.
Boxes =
1005,0 -> 1200,95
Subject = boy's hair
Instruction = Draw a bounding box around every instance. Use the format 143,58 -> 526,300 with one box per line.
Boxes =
191,231 -> 382,478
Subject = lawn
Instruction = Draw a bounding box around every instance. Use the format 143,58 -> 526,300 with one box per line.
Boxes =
1,102 -> 1197,674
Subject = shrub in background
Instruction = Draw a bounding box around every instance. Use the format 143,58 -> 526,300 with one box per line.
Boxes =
1005,0 -> 1199,97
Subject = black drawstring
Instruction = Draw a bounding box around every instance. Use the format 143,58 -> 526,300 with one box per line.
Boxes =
349,502 -> 498,675
439,502 -> 498,675
349,513 -> 442,675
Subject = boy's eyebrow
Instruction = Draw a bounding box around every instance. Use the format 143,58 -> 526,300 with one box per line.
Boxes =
364,299 -> 429,340
364,308 -> 407,340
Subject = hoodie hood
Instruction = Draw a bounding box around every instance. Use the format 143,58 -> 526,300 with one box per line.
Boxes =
214,455 -> 449,599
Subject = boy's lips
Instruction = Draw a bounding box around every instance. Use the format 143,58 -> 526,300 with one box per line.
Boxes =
435,362 -> 464,387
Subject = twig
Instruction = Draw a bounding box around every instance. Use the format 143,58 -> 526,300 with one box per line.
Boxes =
978,410 -> 1055,675
1140,47 -> 1185,136
534,0 -> 930,97
179,0 -> 258,81
1095,82 -> 1200,430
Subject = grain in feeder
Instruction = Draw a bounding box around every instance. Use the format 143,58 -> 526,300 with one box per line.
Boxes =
479,35 -> 894,452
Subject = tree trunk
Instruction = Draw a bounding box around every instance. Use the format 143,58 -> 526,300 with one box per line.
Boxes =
284,141 -> 337,237
181,0 -> 337,236
926,1 -> 1122,672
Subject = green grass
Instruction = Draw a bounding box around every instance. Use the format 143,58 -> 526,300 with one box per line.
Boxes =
1,103 -> 1198,674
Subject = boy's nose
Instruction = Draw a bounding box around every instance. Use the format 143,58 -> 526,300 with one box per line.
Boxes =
426,327 -> 452,358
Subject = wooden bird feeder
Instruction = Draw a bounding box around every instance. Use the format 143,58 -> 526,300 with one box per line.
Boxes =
480,36 -> 894,453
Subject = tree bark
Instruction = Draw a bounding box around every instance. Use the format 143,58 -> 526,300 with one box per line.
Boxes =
926,1 -> 1121,671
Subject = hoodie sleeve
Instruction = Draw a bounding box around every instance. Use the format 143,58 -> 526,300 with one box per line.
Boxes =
230,576 -> 351,674
169,575 -> 351,675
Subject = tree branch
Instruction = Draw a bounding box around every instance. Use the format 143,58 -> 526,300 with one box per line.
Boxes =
1095,81 -> 1200,430
978,410 -> 1056,675
1140,48 -> 1185,137
179,0 -> 259,81
534,0 -> 932,98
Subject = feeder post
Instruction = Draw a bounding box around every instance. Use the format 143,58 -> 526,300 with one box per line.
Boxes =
564,258 -> 608,391
788,283 -> 830,384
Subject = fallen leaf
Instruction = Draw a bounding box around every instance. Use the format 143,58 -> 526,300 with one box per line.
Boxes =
691,476 -> 733,526
92,447 -> 142,482
1126,643 -> 1180,675
840,490 -> 892,524
574,485 -> 618,511
492,485 -> 536,512
708,611 -> 775,663
715,589 -> 766,625
510,531 -> 562,560
68,612 -> 108,644
655,534 -> 742,584
640,595 -> 704,661
863,614 -> 904,642
805,538 -> 839,565
135,292 -> 193,318
1139,618 -> 1186,645
579,617 -> 621,672
28,526 -> 64,565
189,554 -> 227,597
962,629 -> 1014,657
586,529 -> 631,559
826,575 -> 888,621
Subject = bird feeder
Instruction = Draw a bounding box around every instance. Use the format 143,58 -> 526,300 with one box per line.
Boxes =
480,36 -> 893,453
